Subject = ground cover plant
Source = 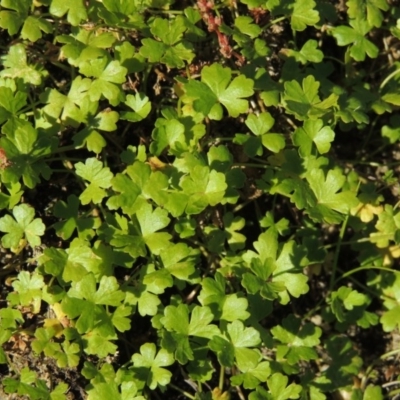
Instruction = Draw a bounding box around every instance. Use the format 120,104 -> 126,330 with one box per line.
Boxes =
0,0 -> 400,398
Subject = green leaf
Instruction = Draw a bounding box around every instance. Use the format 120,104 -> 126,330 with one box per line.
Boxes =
106,162 -> 150,214
55,341 -> 81,368
121,93 -> 151,122
329,287 -> 369,324
245,112 -> 275,136
184,64 -> 254,117
347,0 -> 389,28
160,242 -> 199,281
331,19 -> 378,61
21,16 -> 53,42
231,361 -> 271,389
381,92 -> 400,106
0,0 -> 29,35
112,305 -> 133,332
150,16 -> 187,46
79,58 -> 127,106
363,385 -> 383,400
161,304 -> 220,338
0,204 -> 45,249
31,327 -> 59,356
199,273 -> 250,321
291,0 -> 320,31
370,205 -> 400,248
220,293 -> 250,322
62,273 -> 125,335
0,121 -> 54,188
293,119 -> 335,156
0,86 -> 26,125
140,16 -> 194,68
180,166 -> 227,214
0,307 -> 23,329
125,283 -> 161,317
74,108 -> 119,154
84,331 -> 118,357
53,194 -> 99,240
271,315 -> 321,364
307,168 -> 359,223
41,76 -> 92,127
235,16 -> 261,38
242,112 -> 285,154
0,43 -> 44,85
273,241 -> 309,304
266,373 -> 302,400
228,320 -> 261,348
136,203 -> 172,254
210,320 -> 261,370
283,75 -> 338,120
242,258 -> 285,301
131,343 -> 174,390
11,271 -> 44,309
75,158 -> 113,205
50,0 -> 88,26
281,39 -> 323,64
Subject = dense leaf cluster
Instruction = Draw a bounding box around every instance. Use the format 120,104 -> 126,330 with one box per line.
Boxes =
0,0 -> 400,399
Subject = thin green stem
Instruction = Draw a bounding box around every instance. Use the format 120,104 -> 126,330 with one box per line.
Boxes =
381,348 -> 400,359
232,198 -> 254,213
323,236 -> 372,250
335,267 -> 394,300
360,115 -> 379,153
388,388 -> 400,397
329,213 -> 350,291
263,16 -> 287,30
51,168 -> 76,174
218,365 -> 225,390
323,56 -> 345,66
380,67 -> 400,89
46,157 -> 82,162
205,137 -> 235,143
341,265 -> 400,279
52,145 -> 78,154
169,383 -> 195,400
50,61 -> 72,74
147,10 -> 183,14
233,163 -> 269,168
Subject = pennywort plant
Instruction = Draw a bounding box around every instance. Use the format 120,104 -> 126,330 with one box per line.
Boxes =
0,0 -> 399,399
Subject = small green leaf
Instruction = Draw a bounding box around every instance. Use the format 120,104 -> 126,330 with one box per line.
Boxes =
0,121 -> 54,188
184,64 -> 254,117
291,0 -> 320,31
293,119 -> 335,156
0,43 -> 44,85
370,205 -> 400,248
235,16 -> 261,38
331,19 -> 378,61
283,75 -> 338,120
180,166 -> 227,214
0,204 -> 45,249
75,158 -> 113,205
281,39 -> 323,64
266,373 -> 302,399
21,16 -> 53,42
136,203 -> 172,254
0,0 -> 29,35
245,112 -> 275,136
50,0 -> 88,26
307,168 -> 359,223
131,343 -> 174,390
121,93 -> 151,122
347,0 -> 389,28
11,271 -> 44,310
